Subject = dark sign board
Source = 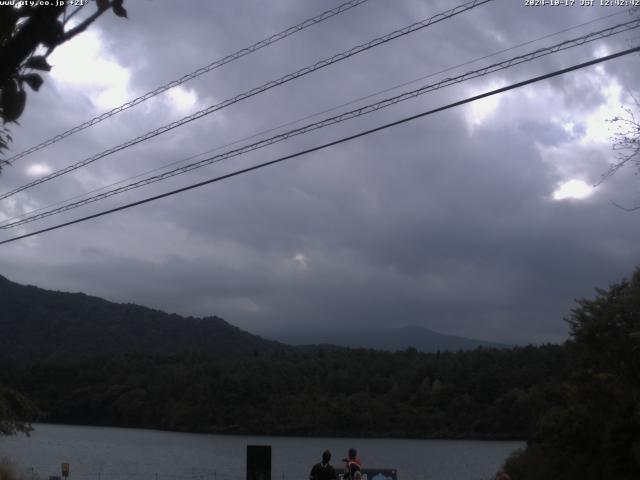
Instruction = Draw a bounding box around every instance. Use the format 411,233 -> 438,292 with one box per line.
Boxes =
247,445 -> 271,480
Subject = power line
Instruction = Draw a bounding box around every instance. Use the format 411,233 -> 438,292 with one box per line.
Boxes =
3,7 -> 626,230
3,19 -> 638,230
5,19 -> 638,228
1,8 -> 626,227
1,45 -> 637,246
4,0 -> 373,164
0,0 -> 495,201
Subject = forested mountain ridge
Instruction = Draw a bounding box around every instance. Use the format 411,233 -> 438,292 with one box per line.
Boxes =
0,274 -> 287,362
0,273 -> 566,440
0,274 -> 511,362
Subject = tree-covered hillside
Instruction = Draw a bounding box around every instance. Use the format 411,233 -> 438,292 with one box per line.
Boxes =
0,275 -> 287,361
0,345 -> 567,439
503,268 -> 640,480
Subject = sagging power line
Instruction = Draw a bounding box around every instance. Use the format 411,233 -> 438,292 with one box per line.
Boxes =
0,0 -> 494,201
4,0 -> 373,164
2,9 -> 627,228
3,19 -> 639,230
1,45 -> 637,246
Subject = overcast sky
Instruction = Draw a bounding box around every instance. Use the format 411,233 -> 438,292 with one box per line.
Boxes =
1,0 -> 639,344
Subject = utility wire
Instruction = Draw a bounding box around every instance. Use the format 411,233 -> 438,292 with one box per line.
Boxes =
3,19 -> 638,230
4,0 -> 372,164
0,8 -> 630,230
0,0 -> 494,201
1,45 -> 637,246
1,8 -> 626,227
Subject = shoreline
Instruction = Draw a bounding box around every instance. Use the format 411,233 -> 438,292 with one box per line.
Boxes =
22,422 -> 527,443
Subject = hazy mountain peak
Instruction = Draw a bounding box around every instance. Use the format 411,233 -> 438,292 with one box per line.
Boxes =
270,325 -> 511,353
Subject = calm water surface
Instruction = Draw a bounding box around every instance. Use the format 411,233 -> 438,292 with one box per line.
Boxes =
0,424 -> 522,480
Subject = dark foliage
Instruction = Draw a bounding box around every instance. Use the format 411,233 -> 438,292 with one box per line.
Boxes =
504,268 -> 640,480
0,344 -> 567,439
0,1 -> 126,165
0,385 -> 41,436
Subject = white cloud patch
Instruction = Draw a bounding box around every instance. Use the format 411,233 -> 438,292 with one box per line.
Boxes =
48,28 -> 131,110
581,79 -> 623,144
532,70 -> 627,197
166,86 -> 198,112
552,179 -> 593,200
466,79 -> 507,129
284,252 -> 310,271
293,252 -> 309,270
25,163 -> 52,176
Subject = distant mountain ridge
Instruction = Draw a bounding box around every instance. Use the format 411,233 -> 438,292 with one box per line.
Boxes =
272,324 -> 510,352
0,274 -> 286,363
0,274 -> 508,363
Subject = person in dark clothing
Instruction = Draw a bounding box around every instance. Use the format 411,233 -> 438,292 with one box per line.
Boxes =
310,450 -> 337,480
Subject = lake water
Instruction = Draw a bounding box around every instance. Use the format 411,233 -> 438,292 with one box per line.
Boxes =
0,424 -> 522,480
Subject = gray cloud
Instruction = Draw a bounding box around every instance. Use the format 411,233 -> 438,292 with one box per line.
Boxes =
1,0 -> 639,345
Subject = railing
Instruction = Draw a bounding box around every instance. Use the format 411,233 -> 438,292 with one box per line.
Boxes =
16,466 -> 496,480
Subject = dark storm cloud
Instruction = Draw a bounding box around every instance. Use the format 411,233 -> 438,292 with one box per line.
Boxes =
1,0 -> 639,344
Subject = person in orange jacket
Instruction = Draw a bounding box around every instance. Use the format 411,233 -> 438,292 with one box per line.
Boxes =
341,448 -> 362,480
